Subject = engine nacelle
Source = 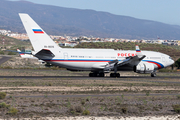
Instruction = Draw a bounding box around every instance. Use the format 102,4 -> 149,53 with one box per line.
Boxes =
134,63 -> 154,74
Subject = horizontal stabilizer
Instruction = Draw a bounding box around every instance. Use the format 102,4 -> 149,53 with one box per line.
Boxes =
35,49 -> 55,58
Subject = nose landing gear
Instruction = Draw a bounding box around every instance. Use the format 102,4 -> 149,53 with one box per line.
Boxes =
151,71 -> 156,77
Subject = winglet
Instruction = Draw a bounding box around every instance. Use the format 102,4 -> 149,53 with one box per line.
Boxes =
136,45 -> 145,59
136,45 -> 141,53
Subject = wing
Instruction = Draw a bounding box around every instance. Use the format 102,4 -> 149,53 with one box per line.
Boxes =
118,45 -> 146,67
104,45 -> 146,71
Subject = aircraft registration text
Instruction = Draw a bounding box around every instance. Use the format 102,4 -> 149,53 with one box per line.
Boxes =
44,46 -> 54,48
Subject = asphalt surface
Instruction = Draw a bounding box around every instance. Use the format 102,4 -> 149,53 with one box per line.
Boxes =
0,76 -> 179,79
0,75 -> 179,84
0,56 -> 12,65
10,93 -> 180,98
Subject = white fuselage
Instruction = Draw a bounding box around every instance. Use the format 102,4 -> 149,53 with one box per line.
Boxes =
41,48 -> 174,71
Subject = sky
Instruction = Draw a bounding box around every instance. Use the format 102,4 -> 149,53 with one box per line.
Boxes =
10,0 -> 180,26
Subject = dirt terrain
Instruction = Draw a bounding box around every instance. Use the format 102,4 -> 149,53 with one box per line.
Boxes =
0,69 -> 180,119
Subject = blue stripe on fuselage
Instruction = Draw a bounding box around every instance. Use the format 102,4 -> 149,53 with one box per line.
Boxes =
43,59 -> 164,69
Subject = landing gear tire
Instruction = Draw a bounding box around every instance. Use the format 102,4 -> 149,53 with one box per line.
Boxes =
89,73 -> 96,77
151,72 -> 156,77
110,73 -> 120,77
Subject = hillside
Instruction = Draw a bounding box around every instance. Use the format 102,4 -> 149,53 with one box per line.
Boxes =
0,34 -> 31,50
75,42 -> 180,60
1,33 -> 179,61
0,0 -> 180,39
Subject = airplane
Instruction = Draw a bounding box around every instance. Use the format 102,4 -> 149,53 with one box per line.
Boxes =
7,49 -> 45,64
18,13 -> 174,77
17,49 -> 34,59
16,49 -> 45,64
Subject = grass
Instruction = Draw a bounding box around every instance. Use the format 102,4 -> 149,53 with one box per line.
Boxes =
0,102 -> 10,108
8,107 -> 18,115
69,105 -> 84,115
81,99 -> 86,105
121,107 -> 128,114
0,92 -> 6,99
177,95 -> 180,99
159,69 -> 177,72
82,109 -> 90,115
0,92 -> 178,117
172,104 -> 180,113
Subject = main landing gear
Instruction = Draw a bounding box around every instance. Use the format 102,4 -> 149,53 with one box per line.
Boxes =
110,73 -> 120,77
89,72 -> 120,77
110,63 -> 120,77
89,63 -> 120,77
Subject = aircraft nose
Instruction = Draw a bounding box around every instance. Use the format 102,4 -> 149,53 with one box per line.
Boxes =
169,59 -> 175,67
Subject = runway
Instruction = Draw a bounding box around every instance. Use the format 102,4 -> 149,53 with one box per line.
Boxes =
0,56 -> 12,65
0,75 -> 180,84
9,93 -> 180,98
0,75 -> 179,79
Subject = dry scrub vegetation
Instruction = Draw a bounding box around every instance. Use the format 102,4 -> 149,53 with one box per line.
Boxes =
0,69 -> 180,119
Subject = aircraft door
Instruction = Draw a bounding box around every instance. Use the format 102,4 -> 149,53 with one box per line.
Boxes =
64,52 -> 68,60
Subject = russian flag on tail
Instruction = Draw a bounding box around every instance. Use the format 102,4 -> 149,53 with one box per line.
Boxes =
32,29 -> 44,34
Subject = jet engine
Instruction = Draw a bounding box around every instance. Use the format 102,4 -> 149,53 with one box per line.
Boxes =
134,62 -> 154,74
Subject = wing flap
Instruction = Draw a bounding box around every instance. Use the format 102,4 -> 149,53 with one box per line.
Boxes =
104,59 -> 118,71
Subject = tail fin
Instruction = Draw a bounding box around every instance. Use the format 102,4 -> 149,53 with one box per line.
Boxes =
17,49 -> 25,57
19,13 -> 61,53
17,49 -> 28,58
17,49 -> 36,59
17,49 -> 21,52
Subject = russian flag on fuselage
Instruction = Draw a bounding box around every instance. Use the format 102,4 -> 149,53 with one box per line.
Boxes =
32,29 -> 44,34
136,45 -> 141,52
